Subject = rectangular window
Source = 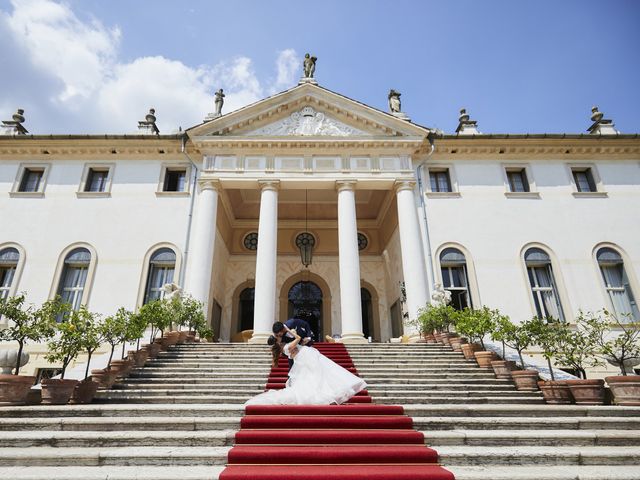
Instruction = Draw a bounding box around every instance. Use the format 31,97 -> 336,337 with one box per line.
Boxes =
507,169 -> 530,192
163,169 -> 186,192
19,168 -> 44,192
527,265 -> 565,321
85,168 -> 109,192
144,265 -> 175,303
58,265 -> 88,312
572,168 -> 597,193
429,170 -> 452,193
600,264 -> 638,321
441,266 -> 471,310
0,266 -> 16,299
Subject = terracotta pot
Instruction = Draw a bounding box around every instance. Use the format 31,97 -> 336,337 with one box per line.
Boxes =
474,350 -> 497,368
424,334 -> 436,344
109,359 -> 132,380
605,375 -> 640,406
511,370 -> 540,391
41,378 -> 78,405
90,368 -> 118,389
538,380 -> 573,404
491,360 -> 516,379
565,379 -> 605,405
128,349 -> 148,368
166,331 -> 180,346
186,333 -> 197,343
143,342 -> 162,358
0,374 -> 36,405
440,333 -> 452,346
461,343 -> 482,360
71,378 -> 99,404
177,331 -> 188,344
433,332 -> 443,343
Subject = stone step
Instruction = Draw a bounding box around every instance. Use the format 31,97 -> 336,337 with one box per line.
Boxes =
412,416 -> 640,431
3,465 -> 640,480
0,404 -> 244,418
436,445 -> 640,466
0,430 -> 236,448
0,446 -> 230,466
368,384 -> 518,392
0,416 -> 241,431
370,390 -> 532,398
422,429 -> 640,447
403,405 -> 640,418
93,394 -> 251,404
377,396 -> 544,404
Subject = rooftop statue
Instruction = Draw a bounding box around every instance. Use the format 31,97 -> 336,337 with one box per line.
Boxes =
1,108 -> 28,135
388,89 -> 402,113
214,89 -> 225,116
303,53 -> 317,78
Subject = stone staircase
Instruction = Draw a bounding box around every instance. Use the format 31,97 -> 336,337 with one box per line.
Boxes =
0,342 -> 638,479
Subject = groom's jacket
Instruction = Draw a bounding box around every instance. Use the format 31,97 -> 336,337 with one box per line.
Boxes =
282,318 -> 314,344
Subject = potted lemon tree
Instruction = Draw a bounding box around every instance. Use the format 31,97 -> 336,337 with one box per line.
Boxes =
0,295 -> 64,404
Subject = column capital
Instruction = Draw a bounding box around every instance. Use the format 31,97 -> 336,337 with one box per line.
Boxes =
258,179 -> 280,191
198,179 -> 221,192
335,180 -> 357,193
394,179 -> 416,193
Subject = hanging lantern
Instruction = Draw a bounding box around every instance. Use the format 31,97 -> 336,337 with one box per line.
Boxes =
296,232 -> 315,267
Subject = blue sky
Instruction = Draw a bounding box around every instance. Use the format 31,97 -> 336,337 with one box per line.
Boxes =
0,0 -> 638,134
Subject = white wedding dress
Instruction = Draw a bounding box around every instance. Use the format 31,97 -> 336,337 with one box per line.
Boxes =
245,344 -> 367,405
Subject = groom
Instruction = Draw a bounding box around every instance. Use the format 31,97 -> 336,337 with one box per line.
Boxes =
272,314 -> 315,367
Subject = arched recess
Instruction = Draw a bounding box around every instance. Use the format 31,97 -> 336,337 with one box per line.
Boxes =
49,242 -> 98,309
0,242 -> 27,301
519,242 -> 572,322
136,242 -> 182,309
230,279 -> 255,336
279,272 -> 332,339
592,242 -> 640,321
360,280 -> 381,342
434,242 -> 481,308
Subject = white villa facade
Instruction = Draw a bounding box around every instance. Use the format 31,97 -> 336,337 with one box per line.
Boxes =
1,82 -> 640,373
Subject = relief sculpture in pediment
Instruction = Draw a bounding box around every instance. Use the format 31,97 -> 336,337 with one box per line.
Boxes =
248,107 -> 368,137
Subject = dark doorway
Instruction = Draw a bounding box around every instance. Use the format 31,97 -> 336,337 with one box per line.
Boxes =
211,300 -> 222,342
239,288 -> 255,331
361,288 -> 373,340
287,281 -> 322,338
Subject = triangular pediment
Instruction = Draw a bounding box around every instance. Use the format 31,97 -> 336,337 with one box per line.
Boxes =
187,83 -> 431,140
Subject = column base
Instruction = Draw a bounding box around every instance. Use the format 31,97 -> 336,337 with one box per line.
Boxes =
339,332 -> 368,344
248,333 -> 271,345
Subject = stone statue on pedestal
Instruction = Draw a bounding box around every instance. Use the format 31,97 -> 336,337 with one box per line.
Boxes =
431,283 -> 452,306
303,53 -> 317,78
214,89 -> 225,116
163,283 -> 183,302
388,89 -> 402,113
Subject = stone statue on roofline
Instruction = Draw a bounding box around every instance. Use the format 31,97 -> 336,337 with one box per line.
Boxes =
214,89 -> 225,116
387,89 -> 410,121
299,53 -> 318,85
587,105 -> 619,135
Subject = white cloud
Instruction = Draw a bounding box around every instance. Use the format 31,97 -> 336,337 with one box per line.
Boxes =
0,0 -> 299,133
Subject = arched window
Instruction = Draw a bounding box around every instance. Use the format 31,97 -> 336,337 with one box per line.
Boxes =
597,248 -> 639,321
239,288 -> 255,332
524,247 -> 564,321
0,247 -> 20,300
440,248 -> 472,310
143,248 -> 176,304
57,248 -> 91,311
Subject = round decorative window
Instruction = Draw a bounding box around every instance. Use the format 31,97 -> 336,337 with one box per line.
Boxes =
243,232 -> 258,251
357,233 -> 368,251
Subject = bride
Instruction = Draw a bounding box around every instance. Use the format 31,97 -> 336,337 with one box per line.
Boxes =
245,326 -> 366,405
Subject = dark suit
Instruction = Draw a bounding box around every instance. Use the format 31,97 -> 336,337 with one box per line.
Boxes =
280,318 -> 315,368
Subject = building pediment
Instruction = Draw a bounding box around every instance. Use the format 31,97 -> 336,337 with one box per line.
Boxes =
187,83 -> 431,142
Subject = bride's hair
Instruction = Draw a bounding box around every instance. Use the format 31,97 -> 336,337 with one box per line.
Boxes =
270,341 -> 283,367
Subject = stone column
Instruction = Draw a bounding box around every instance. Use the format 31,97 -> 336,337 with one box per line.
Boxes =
336,181 -> 366,343
184,180 -> 220,314
249,180 -> 280,344
395,180 -> 429,338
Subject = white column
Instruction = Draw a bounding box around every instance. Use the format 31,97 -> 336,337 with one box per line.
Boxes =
395,180 -> 430,338
184,180 -> 220,314
249,180 -> 280,344
336,181 -> 366,343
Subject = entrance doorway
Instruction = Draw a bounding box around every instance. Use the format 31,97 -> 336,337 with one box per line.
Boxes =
238,287 -> 255,331
361,288 -> 373,340
287,281 -> 322,338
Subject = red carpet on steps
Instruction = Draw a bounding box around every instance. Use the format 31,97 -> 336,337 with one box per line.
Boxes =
219,342 -> 454,480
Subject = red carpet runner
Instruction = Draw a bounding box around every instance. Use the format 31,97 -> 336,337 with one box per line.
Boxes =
219,342 -> 454,480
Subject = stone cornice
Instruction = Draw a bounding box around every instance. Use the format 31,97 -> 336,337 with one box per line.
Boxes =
0,135 -> 183,157
417,135 -> 640,159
